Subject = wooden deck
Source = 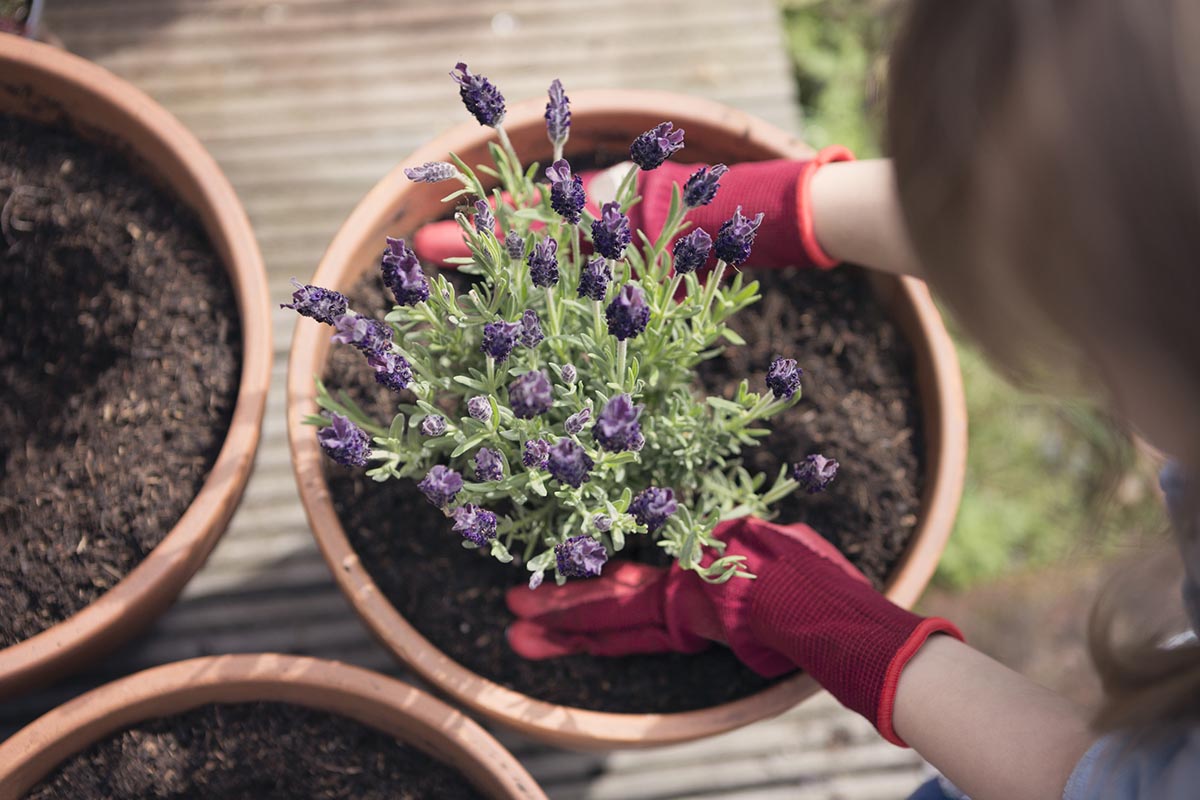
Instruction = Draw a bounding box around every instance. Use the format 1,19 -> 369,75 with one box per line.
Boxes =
4,2 -> 931,796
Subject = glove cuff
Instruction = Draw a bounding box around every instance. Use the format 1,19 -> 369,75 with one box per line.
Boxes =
875,616 -> 964,746
797,145 -> 856,269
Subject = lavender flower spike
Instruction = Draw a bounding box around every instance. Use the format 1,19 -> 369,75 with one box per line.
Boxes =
682,164 -> 728,208
546,160 -> 586,225
480,319 -> 522,363
630,487 -> 677,533
593,393 -> 645,453
545,79 -> 571,148
281,279 -> 347,325
403,161 -> 458,183
766,356 -> 802,400
606,284 -> 651,341
474,199 -> 495,235
420,415 -> 446,437
332,313 -> 393,356
672,229 -> 713,275
381,237 -> 430,306
564,407 -> 591,435
555,535 -> 608,578
523,438 -> 550,469
592,514 -> 613,532
317,413 -> 371,468
714,205 -> 765,266
467,396 -> 493,423
629,122 -> 685,170
474,447 -> 505,482
591,201 -> 632,260
561,364 -> 577,384
793,454 -> 839,494
418,465 -> 463,508
367,350 -> 412,392
546,439 -> 594,488
520,309 -> 544,348
505,230 -> 525,259
452,504 -> 498,546
527,237 -> 560,288
508,370 -> 553,419
577,257 -> 612,301
450,62 -> 506,127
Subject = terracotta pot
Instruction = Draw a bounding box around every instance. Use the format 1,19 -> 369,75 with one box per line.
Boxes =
0,654 -> 546,799
0,37 -> 271,698
288,90 -> 967,750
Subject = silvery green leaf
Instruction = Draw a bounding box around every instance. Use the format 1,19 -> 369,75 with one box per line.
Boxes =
490,540 -> 514,563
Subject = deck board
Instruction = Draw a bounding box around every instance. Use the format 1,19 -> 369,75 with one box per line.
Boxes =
3,2 -> 928,796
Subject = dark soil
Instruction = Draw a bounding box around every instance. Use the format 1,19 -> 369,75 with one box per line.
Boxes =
0,114 -> 240,647
25,702 -> 485,800
321,264 -> 923,713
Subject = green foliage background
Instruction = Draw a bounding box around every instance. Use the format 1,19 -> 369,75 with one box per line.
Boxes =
778,0 -> 1162,587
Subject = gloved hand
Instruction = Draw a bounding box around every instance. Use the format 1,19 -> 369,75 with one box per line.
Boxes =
413,147 -> 855,271
506,516 -> 962,746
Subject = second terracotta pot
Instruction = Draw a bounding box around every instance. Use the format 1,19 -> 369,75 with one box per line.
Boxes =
288,90 -> 967,750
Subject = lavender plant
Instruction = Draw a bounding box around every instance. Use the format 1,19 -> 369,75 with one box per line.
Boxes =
287,67 -> 835,588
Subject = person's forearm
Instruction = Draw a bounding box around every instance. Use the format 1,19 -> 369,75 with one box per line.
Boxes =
894,636 -> 1095,800
809,158 -> 923,278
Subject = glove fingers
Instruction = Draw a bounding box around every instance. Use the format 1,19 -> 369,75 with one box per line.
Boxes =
507,620 -> 705,660
504,562 -> 666,632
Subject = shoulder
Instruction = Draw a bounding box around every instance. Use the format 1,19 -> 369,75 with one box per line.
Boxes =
1064,728 -> 1200,799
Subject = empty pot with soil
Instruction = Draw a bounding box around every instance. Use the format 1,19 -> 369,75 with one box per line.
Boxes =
287,82 -> 966,750
0,36 -> 270,698
0,654 -> 546,799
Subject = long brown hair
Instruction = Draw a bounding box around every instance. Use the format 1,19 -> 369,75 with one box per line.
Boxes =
887,0 -> 1200,734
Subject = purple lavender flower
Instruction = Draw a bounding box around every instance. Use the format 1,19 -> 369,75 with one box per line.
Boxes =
418,465 -> 463,508
545,79 -> 570,147
630,487 -> 677,533
420,415 -> 446,437
381,237 -> 430,307
281,279 -> 348,325
508,370 -> 553,419
560,364 -> 577,384
480,319 -> 522,363
527,238 -> 559,288
523,438 -> 550,469
450,62 -> 505,127
564,407 -> 591,435
546,439 -> 594,488
577,257 -> 612,301
629,122 -> 685,170
404,161 -> 458,183
467,396 -> 493,423
593,393 -> 644,452
317,413 -> 371,468
474,447 -> 505,482
605,284 -> 651,341
792,454 -> 840,494
592,514 -> 613,532
765,356 -> 802,400
591,202 -> 632,261
452,503 -> 498,546
682,164 -> 728,208
520,309 -> 544,348
672,229 -> 713,275
332,313 -> 393,356
546,160 -> 586,225
714,206 -> 765,266
505,230 -> 525,259
555,535 -> 608,578
366,350 -> 412,392
474,199 -> 495,235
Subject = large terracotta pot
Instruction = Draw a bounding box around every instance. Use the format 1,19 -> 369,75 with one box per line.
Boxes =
0,654 -> 546,799
0,37 -> 271,698
288,90 -> 967,750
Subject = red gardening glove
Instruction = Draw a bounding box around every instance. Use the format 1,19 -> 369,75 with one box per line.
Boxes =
506,516 -> 961,746
413,147 -> 854,271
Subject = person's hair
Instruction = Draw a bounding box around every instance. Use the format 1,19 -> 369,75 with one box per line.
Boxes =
887,0 -> 1200,735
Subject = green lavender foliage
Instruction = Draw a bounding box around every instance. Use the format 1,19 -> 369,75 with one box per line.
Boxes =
308,124 -> 804,586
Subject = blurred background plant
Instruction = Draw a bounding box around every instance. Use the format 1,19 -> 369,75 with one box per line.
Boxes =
779,0 -> 1164,589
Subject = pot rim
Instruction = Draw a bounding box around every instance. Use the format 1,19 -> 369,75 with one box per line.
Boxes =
288,89 -> 967,749
0,654 -> 546,799
0,36 -> 272,697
